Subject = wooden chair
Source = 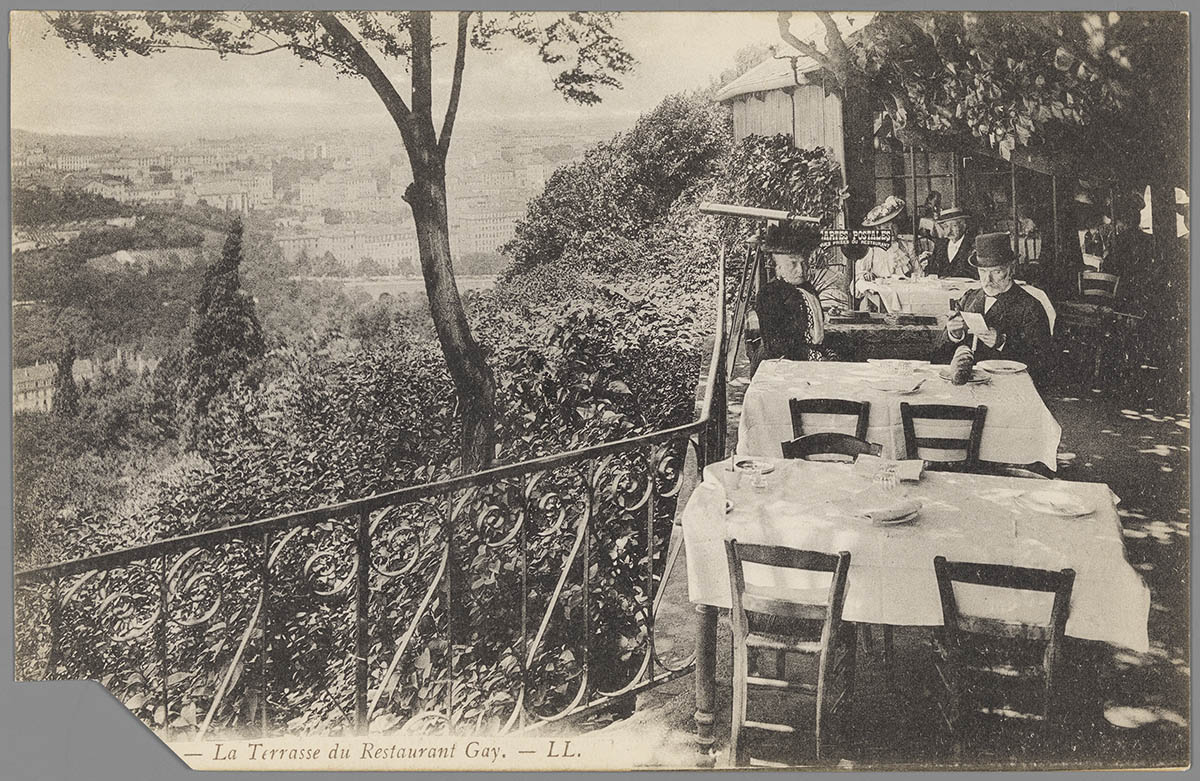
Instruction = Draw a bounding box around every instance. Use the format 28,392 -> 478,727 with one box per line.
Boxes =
932,556 -> 1076,755
900,403 -> 988,471
1078,271 -> 1119,300
788,398 -> 871,439
725,540 -> 856,766
781,432 -> 882,462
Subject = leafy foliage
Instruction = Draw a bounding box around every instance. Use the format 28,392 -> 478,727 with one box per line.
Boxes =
502,92 -> 731,274
15,83 -> 725,738
787,11 -> 1188,177
12,185 -> 133,225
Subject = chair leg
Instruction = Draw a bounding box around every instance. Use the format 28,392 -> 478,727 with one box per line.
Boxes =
774,650 -> 787,680
841,629 -> 857,750
883,625 -> 896,690
731,644 -> 749,767
814,654 -> 827,763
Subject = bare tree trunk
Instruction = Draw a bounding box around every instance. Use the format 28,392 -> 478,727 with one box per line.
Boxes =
840,73 -> 876,231
319,11 -> 498,472
406,156 -> 498,472
406,11 -> 497,472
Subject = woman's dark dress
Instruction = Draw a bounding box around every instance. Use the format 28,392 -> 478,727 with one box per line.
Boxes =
758,279 -> 838,361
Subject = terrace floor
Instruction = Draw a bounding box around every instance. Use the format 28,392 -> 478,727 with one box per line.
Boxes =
585,349 -> 1191,770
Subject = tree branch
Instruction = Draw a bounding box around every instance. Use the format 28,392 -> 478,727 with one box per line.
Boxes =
815,10 -> 853,70
314,12 -> 414,140
409,11 -> 434,126
776,11 -> 836,81
438,11 -> 472,160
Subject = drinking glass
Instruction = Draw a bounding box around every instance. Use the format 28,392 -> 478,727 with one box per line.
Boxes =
873,465 -> 899,492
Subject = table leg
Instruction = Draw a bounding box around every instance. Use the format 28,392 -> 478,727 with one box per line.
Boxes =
694,603 -> 718,750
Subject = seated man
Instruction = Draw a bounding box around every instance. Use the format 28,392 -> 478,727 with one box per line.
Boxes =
941,232 -> 1052,382
924,207 -> 974,278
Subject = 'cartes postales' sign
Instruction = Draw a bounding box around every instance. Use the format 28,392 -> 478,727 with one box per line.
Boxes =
818,229 -> 894,249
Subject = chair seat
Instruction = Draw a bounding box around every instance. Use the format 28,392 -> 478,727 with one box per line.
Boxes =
747,632 -> 824,655
742,585 -> 831,619
747,674 -> 818,694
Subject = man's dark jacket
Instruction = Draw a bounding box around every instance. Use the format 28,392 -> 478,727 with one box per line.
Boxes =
926,234 -> 975,278
937,284 -> 1052,383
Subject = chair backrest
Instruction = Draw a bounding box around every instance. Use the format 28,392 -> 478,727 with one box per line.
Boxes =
781,432 -> 883,462
1079,271 -> 1119,299
725,539 -> 851,637
933,556 -> 1075,647
789,397 -> 871,440
900,402 -> 987,465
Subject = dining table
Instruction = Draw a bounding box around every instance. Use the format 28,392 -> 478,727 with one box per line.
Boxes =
683,456 -> 1151,746
737,358 -> 1062,471
859,276 -> 1058,334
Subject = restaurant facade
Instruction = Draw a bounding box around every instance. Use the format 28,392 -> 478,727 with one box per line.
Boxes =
713,53 -> 1130,301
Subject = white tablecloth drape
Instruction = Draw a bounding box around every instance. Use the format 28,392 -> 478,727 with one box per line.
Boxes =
682,458 -> 1150,653
737,360 -> 1062,470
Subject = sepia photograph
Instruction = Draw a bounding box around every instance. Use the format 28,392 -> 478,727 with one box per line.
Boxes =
9,8 -> 1190,771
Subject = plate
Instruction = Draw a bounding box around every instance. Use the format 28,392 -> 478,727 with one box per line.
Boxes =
733,457 -> 776,475
874,509 -> 920,526
1018,490 -> 1093,517
977,359 -> 1028,375
937,367 -> 990,384
866,377 -> 926,394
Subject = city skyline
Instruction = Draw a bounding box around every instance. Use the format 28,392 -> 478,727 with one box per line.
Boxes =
12,11 -> 806,138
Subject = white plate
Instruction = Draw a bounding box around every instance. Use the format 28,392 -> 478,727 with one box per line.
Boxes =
977,359 -> 1028,375
866,377 -> 926,394
1018,490 -> 1093,517
733,457 -> 776,475
873,509 -> 920,526
937,367 -> 990,384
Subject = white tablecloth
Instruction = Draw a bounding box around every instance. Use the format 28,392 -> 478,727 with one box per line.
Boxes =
682,458 -> 1150,652
860,278 -> 1057,334
737,360 -> 1062,470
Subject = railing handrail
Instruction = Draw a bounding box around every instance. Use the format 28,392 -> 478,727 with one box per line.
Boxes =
16,246 -> 729,584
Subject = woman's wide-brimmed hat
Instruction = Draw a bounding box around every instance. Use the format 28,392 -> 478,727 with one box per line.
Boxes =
937,207 -> 969,222
969,232 -> 1016,268
862,195 -> 905,227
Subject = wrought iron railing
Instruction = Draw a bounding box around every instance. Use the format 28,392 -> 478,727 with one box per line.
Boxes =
14,247 -> 731,740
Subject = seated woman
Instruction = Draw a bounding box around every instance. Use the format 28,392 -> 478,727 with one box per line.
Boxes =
854,196 -> 932,310
757,227 -> 840,362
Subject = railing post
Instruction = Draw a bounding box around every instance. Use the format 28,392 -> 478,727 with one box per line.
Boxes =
355,509 -> 370,734
444,498 -> 455,735
158,557 -> 170,732
45,579 -> 61,680
519,476 -> 530,732
259,531 -> 271,737
645,449 -> 657,682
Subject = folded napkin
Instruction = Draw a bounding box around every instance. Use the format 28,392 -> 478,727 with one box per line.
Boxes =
859,497 -> 922,523
854,454 -> 925,482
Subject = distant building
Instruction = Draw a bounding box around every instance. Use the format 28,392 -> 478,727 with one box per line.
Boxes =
277,222 -> 421,272
85,179 -> 176,204
13,354 -> 158,413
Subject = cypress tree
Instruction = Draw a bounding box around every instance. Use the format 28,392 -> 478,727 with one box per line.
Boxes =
51,340 -> 79,417
183,216 -> 265,419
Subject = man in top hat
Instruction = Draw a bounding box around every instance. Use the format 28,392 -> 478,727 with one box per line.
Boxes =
924,207 -> 974,278
853,195 -> 931,307
943,231 -> 1052,381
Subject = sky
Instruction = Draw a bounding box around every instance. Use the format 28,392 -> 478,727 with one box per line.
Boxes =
10,11 -> 828,139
